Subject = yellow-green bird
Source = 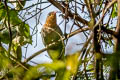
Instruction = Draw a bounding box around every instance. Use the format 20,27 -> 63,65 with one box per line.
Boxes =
41,11 -> 65,61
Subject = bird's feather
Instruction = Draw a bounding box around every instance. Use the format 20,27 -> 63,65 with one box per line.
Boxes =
41,12 -> 64,60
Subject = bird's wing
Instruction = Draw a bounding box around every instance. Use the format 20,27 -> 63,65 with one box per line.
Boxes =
41,25 -> 65,60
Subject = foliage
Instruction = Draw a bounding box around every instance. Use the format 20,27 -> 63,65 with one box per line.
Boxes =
0,0 -> 119,80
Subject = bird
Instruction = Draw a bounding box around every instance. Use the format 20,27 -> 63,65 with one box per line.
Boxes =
41,11 -> 65,61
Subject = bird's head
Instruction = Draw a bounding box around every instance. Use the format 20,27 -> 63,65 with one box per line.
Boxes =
48,11 -> 56,17
45,11 -> 57,27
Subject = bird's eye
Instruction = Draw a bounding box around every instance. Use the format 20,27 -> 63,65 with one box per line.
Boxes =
48,13 -> 52,16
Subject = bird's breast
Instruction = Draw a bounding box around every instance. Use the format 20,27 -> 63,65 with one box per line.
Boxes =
41,26 -> 63,47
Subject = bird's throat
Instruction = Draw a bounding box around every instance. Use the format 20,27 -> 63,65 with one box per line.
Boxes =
44,15 -> 57,28
44,21 -> 57,28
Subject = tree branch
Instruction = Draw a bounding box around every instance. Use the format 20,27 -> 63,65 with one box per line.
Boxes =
48,0 -> 89,25
23,27 -> 90,63
93,0 -> 117,30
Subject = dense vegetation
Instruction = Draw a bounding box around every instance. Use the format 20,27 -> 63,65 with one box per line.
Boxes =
0,0 -> 119,80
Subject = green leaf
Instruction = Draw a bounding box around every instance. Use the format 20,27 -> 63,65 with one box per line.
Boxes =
9,10 -> 32,45
112,4 -> 117,18
16,46 -> 22,61
41,61 -> 65,71
9,10 -> 31,38
9,10 -> 21,26
66,53 -> 79,75
62,70 -> 71,80
0,9 -> 31,45
0,3 -> 6,21
0,52 -> 12,69
0,28 -> 17,44
12,44 -> 22,62
108,40 -> 113,47
24,65 -> 41,80
86,64 -> 94,72
19,23 -> 30,38
24,61 -> 65,80
11,67 -> 25,79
